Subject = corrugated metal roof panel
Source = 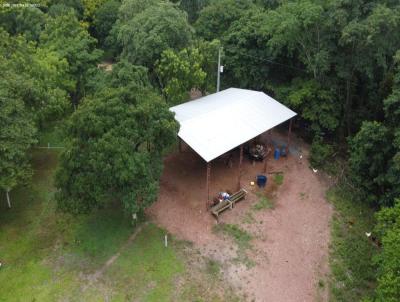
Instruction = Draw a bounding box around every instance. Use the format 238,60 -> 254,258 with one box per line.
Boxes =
170,88 -> 297,162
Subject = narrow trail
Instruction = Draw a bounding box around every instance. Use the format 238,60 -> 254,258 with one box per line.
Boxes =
83,222 -> 148,288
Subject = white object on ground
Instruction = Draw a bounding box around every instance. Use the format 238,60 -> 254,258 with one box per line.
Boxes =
250,181 -> 255,186
365,232 -> 372,237
312,168 -> 318,173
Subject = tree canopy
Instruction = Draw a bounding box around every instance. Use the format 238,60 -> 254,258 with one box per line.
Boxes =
40,12 -> 102,106
1,1 -> 400,299
55,61 -> 178,214
116,2 -> 193,68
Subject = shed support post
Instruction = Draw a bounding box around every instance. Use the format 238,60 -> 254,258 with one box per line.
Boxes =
206,162 -> 211,210
286,119 -> 293,156
263,146 -> 271,173
237,145 -> 243,190
263,156 -> 268,173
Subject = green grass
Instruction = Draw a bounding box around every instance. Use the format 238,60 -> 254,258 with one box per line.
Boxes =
242,211 -> 256,224
273,173 -> 284,185
37,121 -> 66,147
105,224 -> 185,302
213,223 -> 255,269
327,187 -> 378,302
0,148 -> 239,301
253,192 -> 274,210
205,259 -> 221,279
213,223 -> 252,250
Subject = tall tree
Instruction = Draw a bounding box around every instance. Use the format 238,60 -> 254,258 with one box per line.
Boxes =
40,12 -> 102,107
223,8 -> 274,90
92,0 -> 120,49
116,2 -> 192,68
0,95 -> 37,208
349,50 -> 400,206
179,0 -> 209,23
56,61 -> 178,214
156,47 -> 206,105
0,29 -> 70,124
264,0 -> 331,80
195,0 -> 255,41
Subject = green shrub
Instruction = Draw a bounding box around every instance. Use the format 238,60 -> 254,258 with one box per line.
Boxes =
310,136 -> 334,168
373,199 -> 400,302
273,173 -> 284,185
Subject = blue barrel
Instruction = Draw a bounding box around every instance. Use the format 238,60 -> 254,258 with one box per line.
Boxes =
256,175 -> 267,188
274,148 -> 280,160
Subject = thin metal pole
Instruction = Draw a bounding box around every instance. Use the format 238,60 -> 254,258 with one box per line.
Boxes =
6,189 -> 11,208
217,47 -> 222,92
206,162 -> 211,210
237,145 -> 243,190
286,119 -> 293,156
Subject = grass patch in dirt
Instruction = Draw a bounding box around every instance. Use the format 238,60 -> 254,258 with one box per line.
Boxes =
0,147 -> 240,301
213,223 -> 255,268
206,259 -> 221,279
273,173 -> 284,185
253,192 -> 275,211
213,223 -> 252,250
327,187 -> 378,302
242,211 -> 256,224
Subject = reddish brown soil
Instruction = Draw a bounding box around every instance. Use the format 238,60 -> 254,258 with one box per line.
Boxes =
148,131 -> 333,302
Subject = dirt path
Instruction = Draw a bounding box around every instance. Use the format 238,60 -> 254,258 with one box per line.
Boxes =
148,132 -> 332,302
86,222 -> 148,285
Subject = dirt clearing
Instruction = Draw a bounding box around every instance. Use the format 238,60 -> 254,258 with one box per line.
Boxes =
148,132 -> 333,302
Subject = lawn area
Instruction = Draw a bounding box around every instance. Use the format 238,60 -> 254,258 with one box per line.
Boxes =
327,187 -> 379,301
0,149 -> 238,302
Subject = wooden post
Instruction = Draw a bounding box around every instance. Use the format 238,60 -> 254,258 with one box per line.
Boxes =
206,162 -> 211,210
178,138 -> 182,152
263,147 -> 271,173
263,156 -> 268,173
237,145 -> 243,190
286,119 -> 293,156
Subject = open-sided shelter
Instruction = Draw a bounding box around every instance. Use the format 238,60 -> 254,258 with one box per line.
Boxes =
170,88 -> 297,208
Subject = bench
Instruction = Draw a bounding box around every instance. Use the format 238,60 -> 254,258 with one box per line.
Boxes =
211,199 -> 233,219
229,188 -> 247,205
210,188 -> 247,220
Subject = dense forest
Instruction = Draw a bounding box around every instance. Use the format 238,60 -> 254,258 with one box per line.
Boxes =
1,0 -> 399,301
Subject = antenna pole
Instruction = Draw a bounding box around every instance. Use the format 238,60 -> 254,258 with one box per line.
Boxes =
217,47 -> 222,92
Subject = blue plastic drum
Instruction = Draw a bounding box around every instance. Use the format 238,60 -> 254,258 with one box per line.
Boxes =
256,175 -> 267,188
274,148 -> 280,160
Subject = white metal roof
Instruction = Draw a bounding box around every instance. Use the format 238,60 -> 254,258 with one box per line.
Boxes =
170,88 -> 297,162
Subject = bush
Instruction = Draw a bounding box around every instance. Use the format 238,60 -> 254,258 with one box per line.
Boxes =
310,136 -> 334,168
373,199 -> 400,302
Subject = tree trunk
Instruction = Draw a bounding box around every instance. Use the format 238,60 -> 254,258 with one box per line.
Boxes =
345,78 -> 352,137
6,189 -> 11,208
